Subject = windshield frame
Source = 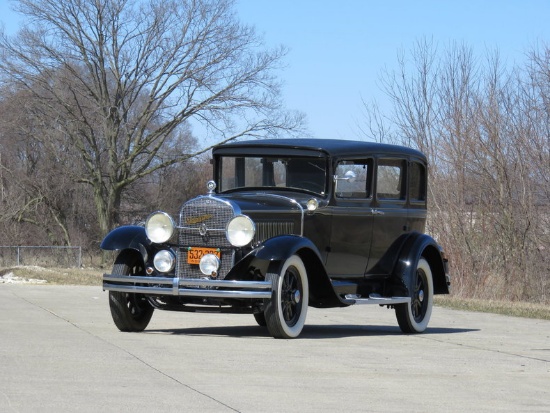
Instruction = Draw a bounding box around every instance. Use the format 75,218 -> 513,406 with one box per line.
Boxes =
215,154 -> 329,197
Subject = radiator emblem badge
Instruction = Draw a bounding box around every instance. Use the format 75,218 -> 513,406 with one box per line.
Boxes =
186,214 -> 212,225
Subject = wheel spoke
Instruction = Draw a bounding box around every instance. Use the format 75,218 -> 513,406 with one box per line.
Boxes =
282,298 -> 294,321
412,299 -> 421,318
415,271 -> 423,293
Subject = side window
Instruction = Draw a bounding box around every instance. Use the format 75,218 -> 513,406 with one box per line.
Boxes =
335,159 -> 372,199
377,159 -> 406,200
409,162 -> 426,201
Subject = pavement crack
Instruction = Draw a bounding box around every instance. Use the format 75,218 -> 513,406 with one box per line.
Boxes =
109,344 -> 242,413
418,334 -> 550,364
11,291 -> 241,412
0,391 -> 17,413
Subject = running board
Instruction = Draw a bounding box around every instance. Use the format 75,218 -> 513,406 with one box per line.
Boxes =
343,294 -> 411,306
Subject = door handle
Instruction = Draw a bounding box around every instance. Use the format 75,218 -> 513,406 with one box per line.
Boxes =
371,209 -> 385,216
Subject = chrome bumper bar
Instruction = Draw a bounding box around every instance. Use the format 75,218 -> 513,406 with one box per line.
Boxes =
103,274 -> 272,299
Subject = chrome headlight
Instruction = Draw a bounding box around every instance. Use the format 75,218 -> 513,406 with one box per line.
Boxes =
145,212 -> 175,243
153,250 -> 176,273
199,253 -> 221,276
226,215 -> 255,247
306,198 -> 319,211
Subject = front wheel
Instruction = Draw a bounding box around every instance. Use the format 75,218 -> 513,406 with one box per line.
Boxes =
108,251 -> 154,332
395,257 -> 433,333
264,255 -> 309,339
253,312 -> 267,327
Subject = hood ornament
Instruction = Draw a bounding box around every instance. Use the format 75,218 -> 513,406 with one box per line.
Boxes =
206,180 -> 216,194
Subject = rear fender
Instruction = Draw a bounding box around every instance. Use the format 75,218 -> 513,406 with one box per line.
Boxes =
227,235 -> 347,308
391,232 -> 450,297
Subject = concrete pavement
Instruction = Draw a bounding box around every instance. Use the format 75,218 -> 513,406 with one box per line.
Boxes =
1,284 -> 549,412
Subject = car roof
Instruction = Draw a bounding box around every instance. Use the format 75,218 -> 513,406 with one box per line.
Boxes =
213,138 -> 426,161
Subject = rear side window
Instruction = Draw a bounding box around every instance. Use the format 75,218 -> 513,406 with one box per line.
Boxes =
377,159 -> 406,200
409,162 -> 426,201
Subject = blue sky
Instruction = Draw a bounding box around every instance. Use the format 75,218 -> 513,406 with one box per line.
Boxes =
2,1 -> 550,140
235,1 -> 550,140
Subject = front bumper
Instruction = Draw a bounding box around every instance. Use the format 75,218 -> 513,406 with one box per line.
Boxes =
103,274 -> 272,299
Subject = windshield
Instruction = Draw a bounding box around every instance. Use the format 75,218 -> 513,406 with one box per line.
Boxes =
218,156 -> 327,195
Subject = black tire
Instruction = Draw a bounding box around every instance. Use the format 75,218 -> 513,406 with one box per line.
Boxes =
395,257 -> 433,333
108,251 -> 154,332
253,312 -> 267,327
265,255 -> 308,339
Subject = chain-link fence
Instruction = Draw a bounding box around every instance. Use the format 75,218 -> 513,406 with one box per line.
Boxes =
0,246 -> 82,268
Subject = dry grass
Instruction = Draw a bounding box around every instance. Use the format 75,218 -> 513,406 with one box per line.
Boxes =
434,296 -> 550,321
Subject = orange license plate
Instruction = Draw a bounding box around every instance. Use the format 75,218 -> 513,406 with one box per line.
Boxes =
187,247 -> 221,265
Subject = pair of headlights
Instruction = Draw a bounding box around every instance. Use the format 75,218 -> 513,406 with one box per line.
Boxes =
145,211 -> 256,247
152,249 -> 219,276
146,211 -> 254,276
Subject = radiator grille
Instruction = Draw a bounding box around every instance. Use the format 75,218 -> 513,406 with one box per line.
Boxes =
178,196 -> 235,248
176,196 -> 235,279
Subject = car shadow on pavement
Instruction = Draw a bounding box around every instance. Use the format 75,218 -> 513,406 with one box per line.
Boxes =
145,324 -> 478,339
300,325 -> 478,339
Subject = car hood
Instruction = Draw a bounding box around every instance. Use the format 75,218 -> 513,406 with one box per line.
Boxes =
217,191 -> 321,213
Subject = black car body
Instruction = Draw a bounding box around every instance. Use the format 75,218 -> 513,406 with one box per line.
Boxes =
102,139 -> 450,338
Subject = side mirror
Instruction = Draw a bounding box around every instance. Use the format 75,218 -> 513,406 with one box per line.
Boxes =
334,170 -> 357,193
335,170 -> 357,183
344,170 -> 356,183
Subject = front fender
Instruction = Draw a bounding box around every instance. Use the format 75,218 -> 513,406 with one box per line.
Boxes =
100,225 -> 151,264
391,232 -> 450,297
227,235 -> 348,308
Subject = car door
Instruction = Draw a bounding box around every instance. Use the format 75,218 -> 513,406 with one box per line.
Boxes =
366,157 -> 409,275
325,159 -> 374,278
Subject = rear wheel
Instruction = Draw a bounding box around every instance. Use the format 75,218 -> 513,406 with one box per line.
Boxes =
265,255 -> 308,339
108,251 -> 154,332
395,257 -> 433,333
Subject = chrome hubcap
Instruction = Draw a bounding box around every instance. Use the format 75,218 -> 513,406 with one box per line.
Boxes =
293,289 -> 301,304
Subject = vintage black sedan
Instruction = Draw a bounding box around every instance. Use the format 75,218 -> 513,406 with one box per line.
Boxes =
101,139 -> 450,338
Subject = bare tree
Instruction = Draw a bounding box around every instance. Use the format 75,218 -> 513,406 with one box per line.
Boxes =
0,0 -> 304,240
360,40 -> 550,304
0,87 -> 77,246
380,39 -> 439,158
